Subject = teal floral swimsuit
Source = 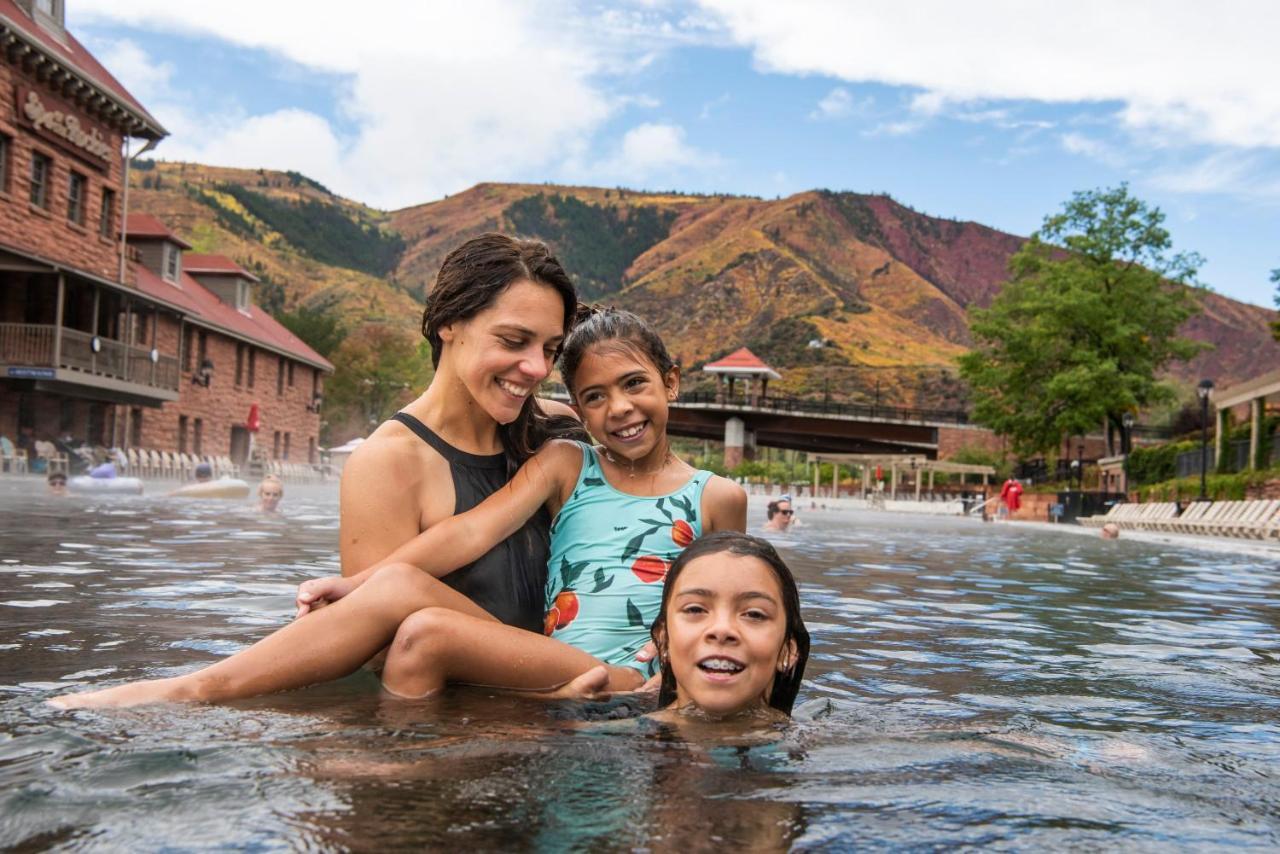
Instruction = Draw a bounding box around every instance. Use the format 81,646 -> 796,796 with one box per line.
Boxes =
544,442 -> 712,674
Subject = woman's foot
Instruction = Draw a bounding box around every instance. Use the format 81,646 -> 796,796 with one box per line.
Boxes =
47,677 -> 187,709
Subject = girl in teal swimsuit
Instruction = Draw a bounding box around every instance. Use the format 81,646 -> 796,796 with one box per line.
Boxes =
52,308 -> 747,708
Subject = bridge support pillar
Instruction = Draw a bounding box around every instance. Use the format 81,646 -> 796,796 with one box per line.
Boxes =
891,463 -> 898,500
861,465 -> 869,498
724,417 -> 745,469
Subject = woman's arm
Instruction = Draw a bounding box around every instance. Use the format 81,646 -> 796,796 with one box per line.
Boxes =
339,438 -> 433,576
361,439 -> 582,582
702,475 -> 748,535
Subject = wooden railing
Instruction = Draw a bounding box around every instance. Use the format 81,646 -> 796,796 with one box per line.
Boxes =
0,323 -> 55,365
0,323 -> 178,392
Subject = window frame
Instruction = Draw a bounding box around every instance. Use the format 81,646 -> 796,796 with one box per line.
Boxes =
99,187 -> 115,238
67,170 -> 86,225
0,134 -> 11,195
29,150 -> 52,209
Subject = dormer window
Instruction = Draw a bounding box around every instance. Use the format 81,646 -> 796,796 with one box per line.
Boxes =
27,0 -> 66,36
164,243 -> 180,282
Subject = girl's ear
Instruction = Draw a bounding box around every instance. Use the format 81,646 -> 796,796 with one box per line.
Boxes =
777,638 -> 799,673
653,624 -> 668,663
664,366 -> 681,401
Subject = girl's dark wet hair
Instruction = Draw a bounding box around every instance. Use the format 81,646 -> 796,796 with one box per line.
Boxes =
421,233 -> 585,467
559,306 -> 676,398
651,531 -> 810,715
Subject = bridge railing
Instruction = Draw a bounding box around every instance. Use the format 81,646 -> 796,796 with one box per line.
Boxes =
676,390 -> 971,425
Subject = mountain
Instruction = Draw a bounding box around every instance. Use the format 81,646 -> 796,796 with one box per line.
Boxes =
129,163 -> 1280,409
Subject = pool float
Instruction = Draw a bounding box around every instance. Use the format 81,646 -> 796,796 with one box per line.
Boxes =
68,476 -> 144,495
170,478 -> 252,500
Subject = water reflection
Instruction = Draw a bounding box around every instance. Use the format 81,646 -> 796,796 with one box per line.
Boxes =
1,481 -> 1278,848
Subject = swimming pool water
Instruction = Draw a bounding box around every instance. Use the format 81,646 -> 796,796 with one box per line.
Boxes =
1,480 -> 1277,849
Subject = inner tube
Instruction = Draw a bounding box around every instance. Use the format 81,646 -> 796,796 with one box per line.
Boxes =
69,476 -> 144,495
170,478 -> 251,500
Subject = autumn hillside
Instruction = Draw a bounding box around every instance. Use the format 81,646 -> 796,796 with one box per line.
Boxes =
130,162 -> 1280,414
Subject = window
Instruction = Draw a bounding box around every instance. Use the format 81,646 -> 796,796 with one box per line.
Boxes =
164,244 -> 179,281
235,343 -> 245,386
178,415 -> 188,453
247,350 -> 256,388
193,418 -> 203,455
182,326 -> 193,372
283,432 -> 291,461
0,134 -> 10,193
99,188 -> 115,238
287,361 -> 295,387
276,356 -> 285,396
129,407 -> 143,448
29,152 -> 51,209
59,398 -> 74,433
308,436 -> 316,464
197,330 -> 208,367
67,171 -> 85,225
272,430 -> 281,458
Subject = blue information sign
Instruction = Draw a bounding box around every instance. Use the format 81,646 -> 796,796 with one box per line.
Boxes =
6,367 -> 56,379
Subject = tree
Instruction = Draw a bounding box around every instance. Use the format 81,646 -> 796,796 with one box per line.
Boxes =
275,305 -> 348,359
322,324 -> 433,442
1271,267 -> 1279,342
958,185 -> 1205,457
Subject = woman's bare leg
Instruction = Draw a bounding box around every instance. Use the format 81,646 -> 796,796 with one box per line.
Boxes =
49,564 -> 495,709
381,607 -> 645,698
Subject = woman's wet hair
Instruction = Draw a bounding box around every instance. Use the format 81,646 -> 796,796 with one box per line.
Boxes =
421,233 -> 585,466
651,531 -> 810,715
559,306 -> 676,397
766,500 -> 781,520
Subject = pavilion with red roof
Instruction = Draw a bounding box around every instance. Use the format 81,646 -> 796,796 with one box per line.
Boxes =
703,347 -> 781,407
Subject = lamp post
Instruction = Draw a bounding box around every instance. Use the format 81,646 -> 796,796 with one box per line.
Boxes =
1077,443 -> 1085,491
1121,412 -> 1135,455
1197,379 -> 1214,501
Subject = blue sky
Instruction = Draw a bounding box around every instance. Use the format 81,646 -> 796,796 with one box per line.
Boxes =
69,1 -> 1280,308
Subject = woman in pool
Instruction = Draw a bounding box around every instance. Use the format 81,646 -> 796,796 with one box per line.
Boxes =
52,308 -> 746,708
335,232 -> 582,631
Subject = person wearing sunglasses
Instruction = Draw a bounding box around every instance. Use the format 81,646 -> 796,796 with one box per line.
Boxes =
764,494 -> 795,532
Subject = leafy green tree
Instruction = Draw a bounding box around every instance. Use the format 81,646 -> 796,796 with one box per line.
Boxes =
1271,267 -> 1279,342
322,324 -> 432,442
958,185 -> 1205,457
275,305 -> 348,359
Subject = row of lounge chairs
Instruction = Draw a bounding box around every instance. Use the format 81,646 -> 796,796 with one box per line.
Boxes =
1081,499 -> 1280,539
124,450 -> 241,481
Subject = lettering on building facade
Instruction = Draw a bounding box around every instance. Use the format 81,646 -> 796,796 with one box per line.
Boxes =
18,88 -> 113,169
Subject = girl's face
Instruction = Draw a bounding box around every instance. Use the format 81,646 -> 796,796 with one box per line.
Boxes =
571,343 -> 678,465
660,553 -> 796,718
439,279 -> 565,425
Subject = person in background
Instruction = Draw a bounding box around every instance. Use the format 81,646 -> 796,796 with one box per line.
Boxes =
998,477 -> 1023,521
1101,522 -> 1120,540
258,476 -> 284,513
46,471 -> 68,496
763,494 -> 795,532
194,463 -> 213,483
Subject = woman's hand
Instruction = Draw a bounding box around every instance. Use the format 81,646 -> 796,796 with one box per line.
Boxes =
295,574 -> 358,618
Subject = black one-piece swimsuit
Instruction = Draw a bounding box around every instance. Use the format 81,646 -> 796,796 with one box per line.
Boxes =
390,412 -> 550,633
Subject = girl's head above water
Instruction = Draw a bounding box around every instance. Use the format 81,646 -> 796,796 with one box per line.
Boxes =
651,532 -> 810,718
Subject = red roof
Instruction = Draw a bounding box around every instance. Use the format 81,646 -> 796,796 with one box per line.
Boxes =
184,253 -> 261,283
0,1 -> 165,137
125,213 -> 192,248
132,262 -> 333,372
705,347 -> 773,371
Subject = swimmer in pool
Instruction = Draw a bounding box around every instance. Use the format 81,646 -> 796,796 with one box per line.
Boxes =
763,495 -> 794,533
647,532 -> 809,723
258,476 -> 284,513
46,471 -> 68,496
51,308 -> 747,709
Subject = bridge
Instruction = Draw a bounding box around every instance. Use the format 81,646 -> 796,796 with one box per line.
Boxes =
546,386 -> 971,464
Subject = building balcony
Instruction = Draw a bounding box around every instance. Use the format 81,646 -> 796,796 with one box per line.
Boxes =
0,322 -> 179,404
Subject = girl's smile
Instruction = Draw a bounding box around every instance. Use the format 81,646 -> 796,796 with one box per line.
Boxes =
662,553 -> 796,719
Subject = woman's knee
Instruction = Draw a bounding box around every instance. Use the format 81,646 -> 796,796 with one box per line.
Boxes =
388,607 -> 458,661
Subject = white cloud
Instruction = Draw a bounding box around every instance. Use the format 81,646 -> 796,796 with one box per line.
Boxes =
810,87 -> 869,120
73,1 -> 630,208
1149,151 -> 1280,200
576,122 -> 718,182
697,0 -> 1280,149
90,38 -> 175,103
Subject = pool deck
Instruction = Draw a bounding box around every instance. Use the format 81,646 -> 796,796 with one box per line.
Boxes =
1010,518 -> 1280,559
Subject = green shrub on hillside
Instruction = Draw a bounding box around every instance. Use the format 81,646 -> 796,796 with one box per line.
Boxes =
216,183 -> 404,276
505,194 -> 676,299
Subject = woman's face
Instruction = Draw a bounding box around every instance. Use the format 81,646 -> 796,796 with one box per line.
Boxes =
571,343 -> 677,467
439,279 -> 565,425
661,553 -> 794,718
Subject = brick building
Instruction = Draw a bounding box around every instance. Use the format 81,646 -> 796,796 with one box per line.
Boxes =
0,1 -> 331,470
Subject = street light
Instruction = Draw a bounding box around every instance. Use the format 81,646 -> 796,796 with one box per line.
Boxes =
1077,443 -> 1085,491
1122,412 -> 1135,455
1197,379 -> 1214,501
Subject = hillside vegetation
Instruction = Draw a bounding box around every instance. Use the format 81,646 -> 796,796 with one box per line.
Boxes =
129,162 -> 1280,422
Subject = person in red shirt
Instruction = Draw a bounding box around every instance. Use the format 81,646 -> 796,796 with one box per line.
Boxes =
999,478 -> 1023,520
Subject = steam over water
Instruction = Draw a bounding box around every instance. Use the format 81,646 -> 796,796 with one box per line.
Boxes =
1,480 -> 1278,849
